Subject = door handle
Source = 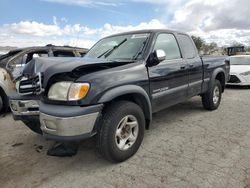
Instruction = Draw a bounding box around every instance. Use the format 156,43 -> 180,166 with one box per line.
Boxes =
189,64 -> 194,68
180,65 -> 186,69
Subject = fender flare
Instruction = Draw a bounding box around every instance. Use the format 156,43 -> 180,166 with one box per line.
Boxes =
98,85 -> 152,124
210,68 -> 226,86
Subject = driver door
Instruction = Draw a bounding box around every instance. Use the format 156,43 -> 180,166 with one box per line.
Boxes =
148,33 -> 189,112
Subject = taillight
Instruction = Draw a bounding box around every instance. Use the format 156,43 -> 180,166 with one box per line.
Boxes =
225,59 -> 230,81
225,59 -> 230,67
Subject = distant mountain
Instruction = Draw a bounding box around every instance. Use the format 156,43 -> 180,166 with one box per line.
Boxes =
0,46 -> 18,55
0,46 -> 17,51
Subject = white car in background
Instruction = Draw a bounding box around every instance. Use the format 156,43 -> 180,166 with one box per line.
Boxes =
227,55 -> 250,86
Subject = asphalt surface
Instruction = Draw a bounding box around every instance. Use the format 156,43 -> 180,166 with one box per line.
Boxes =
0,87 -> 250,188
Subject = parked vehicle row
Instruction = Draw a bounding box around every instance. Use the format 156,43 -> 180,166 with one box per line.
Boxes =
9,29 -> 230,162
227,55 -> 250,86
0,45 -> 88,113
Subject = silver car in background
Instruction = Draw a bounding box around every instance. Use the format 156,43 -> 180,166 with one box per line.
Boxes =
227,55 -> 250,87
0,45 -> 88,113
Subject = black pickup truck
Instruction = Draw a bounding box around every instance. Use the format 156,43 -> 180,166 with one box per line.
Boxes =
10,29 -> 229,162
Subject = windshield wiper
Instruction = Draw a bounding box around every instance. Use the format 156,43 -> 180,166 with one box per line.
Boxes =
132,40 -> 147,60
98,38 -> 127,58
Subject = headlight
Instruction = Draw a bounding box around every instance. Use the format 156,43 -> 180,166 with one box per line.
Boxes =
68,83 -> 90,101
48,82 -> 90,101
48,82 -> 72,101
240,71 -> 250,76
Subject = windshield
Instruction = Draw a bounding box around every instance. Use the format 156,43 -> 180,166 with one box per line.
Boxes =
85,33 -> 150,60
230,56 -> 250,65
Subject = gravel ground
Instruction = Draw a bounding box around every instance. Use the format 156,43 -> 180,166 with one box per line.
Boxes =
0,87 -> 250,188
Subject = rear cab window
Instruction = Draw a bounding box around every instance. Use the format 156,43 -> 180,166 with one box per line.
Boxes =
177,34 -> 197,59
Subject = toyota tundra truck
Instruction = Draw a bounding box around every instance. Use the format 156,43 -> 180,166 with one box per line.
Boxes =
10,29 -> 230,162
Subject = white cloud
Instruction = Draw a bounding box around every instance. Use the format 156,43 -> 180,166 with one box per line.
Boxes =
165,0 -> 250,46
170,0 -> 250,31
1,17 -> 250,48
2,0 -> 250,48
190,29 -> 250,46
5,21 -> 62,37
0,19 -> 166,48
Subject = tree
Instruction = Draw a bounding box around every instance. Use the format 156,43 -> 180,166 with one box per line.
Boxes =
202,42 -> 218,55
191,36 -> 205,52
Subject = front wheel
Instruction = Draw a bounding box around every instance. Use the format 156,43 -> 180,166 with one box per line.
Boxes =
98,101 -> 145,162
0,91 -> 8,114
0,94 -> 3,113
202,80 -> 222,110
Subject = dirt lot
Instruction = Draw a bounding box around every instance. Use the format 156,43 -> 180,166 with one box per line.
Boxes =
0,88 -> 250,188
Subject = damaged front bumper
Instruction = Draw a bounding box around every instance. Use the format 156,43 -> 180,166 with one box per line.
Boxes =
9,94 -> 40,120
10,100 -> 39,116
39,102 -> 103,141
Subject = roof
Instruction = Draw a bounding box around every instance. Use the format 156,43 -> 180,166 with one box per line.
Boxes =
105,29 -> 188,38
227,46 -> 244,49
8,45 -> 88,54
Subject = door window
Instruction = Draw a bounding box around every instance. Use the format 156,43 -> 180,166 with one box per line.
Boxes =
154,33 -> 181,60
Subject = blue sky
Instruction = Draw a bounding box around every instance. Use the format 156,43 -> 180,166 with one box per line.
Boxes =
0,0 -> 164,27
0,0 -> 250,47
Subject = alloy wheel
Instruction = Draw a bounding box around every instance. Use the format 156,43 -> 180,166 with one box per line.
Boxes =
115,115 -> 139,151
213,86 -> 220,104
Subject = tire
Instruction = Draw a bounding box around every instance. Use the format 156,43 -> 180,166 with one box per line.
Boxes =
202,80 -> 222,110
0,91 -> 8,114
22,117 -> 42,135
0,94 -> 3,113
98,101 -> 145,163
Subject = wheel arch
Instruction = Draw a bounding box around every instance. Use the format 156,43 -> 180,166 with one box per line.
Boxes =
98,85 -> 152,129
211,68 -> 226,92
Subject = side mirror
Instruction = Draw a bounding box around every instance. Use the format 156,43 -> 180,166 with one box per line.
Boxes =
156,49 -> 166,62
147,49 -> 166,67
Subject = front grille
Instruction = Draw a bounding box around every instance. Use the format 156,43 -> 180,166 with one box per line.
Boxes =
18,73 -> 43,95
228,75 -> 241,83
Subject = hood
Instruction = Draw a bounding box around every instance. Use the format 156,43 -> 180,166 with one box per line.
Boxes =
22,57 -> 134,86
230,65 -> 250,74
22,57 -> 82,76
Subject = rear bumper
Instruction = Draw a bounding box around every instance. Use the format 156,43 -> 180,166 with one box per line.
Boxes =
39,102 -> 103,141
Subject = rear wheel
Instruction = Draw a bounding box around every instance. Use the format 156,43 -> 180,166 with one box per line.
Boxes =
202,80 -> 222,110
98,101 -> 145,162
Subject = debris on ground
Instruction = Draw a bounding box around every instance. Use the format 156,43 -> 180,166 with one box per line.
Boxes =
11,142 -> 23,147
35,145 -> 43,153
47,142 -> 79,157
